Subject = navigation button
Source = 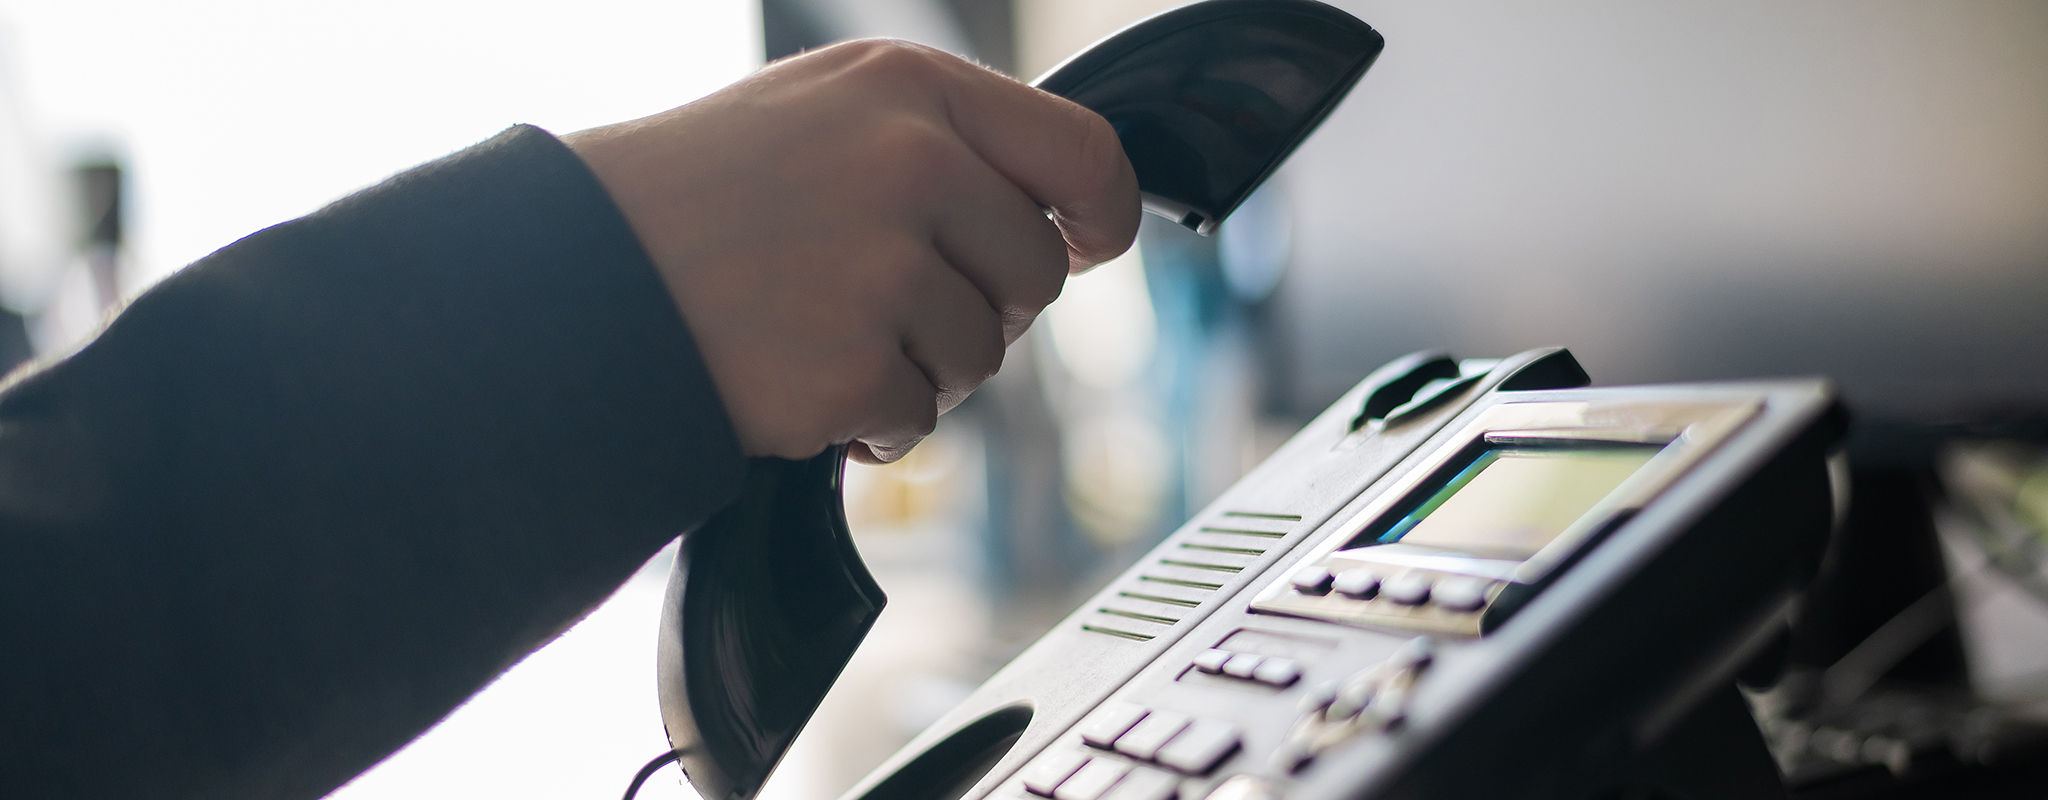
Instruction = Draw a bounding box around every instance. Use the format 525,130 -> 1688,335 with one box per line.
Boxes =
1080,702 -> 1151,750
1115,711 -> 1192,761
1389,636 -> 1436,672
1327,681 -> 1374,719
1155,719 -> 1242,775
1020,750 -> 1091,797
1192,649 -> 1233,674
1056,758 -> 1132,800
1365,684 -> 1411,727
1380,572 -> 1432,605
1299,681 -> 1340,713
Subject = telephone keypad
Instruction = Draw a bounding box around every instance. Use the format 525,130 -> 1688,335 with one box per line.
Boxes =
1052,703 -> 1247,788
1055,758 -> 1134,800
1021,749 -> 1091,797
1099,767 -> 1180,800
1154,719 -> 1244,775
1081,702 -> 1152,750
1115,711 -> 1192,760
1201,775 -> 1280,800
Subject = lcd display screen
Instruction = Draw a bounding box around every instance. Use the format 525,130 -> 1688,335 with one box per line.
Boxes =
1369,446 -> 1662,560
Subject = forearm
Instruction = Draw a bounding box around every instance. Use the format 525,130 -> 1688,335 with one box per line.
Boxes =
0,126 -> 744,799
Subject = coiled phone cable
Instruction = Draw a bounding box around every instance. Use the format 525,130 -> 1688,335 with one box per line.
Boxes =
621,750 -> 682,800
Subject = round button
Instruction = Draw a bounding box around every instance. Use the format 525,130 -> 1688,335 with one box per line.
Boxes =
1432,576 -> 1492,611
1364,684 -> 1411,727
1380,572 -> 1432,605
1332,568 -> 1381,598
1388,636 -> 1436,672
1326,681 -> 1376,719
1299,680 -> 1341,713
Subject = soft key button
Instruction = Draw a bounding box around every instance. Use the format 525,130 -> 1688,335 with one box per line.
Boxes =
1191,650 -> 1233,675
1055,757 -> 1133,800
1431,576 -> 1491,611
1289,566 -> 1334,594
1100,768 -> 1180,800
1154,719 -> 1243,775
1020,749 -> 1092,797
1332,568 -> 1380,598
1379,572 -> 1433,605
1080,702 -> 1151,750
1114,711 -> 1192,761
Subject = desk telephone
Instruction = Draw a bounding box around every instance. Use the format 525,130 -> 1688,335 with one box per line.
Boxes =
654,3 -> 1849,800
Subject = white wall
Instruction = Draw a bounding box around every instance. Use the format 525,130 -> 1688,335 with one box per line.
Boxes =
1277,1 -> 2048,419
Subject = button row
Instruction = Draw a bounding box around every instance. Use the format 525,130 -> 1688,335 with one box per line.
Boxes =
1072,702 -> 1243,776
1191,649 -> 1301,688
1288,565 -> 1494,612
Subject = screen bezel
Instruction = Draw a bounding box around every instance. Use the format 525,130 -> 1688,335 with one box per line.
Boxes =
1249,398 -> 1762,636
1334,437 -> 1674,582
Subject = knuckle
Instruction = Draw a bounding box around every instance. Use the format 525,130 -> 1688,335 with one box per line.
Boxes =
990,234 -> 1068,317
856,116 -> 958,200
846,39 -> 946,86
1022,230 -> 1070,309
907,395 -> 939,436
868,238 -> 937,300
968,320 -> 1005,381
1071,108 -> 1128,196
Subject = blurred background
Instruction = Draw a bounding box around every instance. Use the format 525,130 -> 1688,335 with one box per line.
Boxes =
0,0 -> 2043,798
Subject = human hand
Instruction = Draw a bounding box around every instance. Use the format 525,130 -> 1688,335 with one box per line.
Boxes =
564,40 -> 1139,464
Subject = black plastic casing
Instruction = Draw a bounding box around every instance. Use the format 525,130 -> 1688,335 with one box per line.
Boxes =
841,348 -> 1844,800
1034,0 -> 1383,234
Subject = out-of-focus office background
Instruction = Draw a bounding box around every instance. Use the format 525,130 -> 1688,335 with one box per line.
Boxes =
0,1 -> 2043,798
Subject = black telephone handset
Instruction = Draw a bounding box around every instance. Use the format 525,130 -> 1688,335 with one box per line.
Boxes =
656,3 -> 1383,799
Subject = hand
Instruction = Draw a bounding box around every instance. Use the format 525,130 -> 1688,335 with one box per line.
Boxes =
564,40 -> 1140,464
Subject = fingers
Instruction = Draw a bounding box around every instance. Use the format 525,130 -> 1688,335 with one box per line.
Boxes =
900,259 -> 1008,413
850,348 -> 939,463
929,139 -> 1070,344
933,60 -> 1143,271
569,39 -> 1146,463
822,40 -> 1142,270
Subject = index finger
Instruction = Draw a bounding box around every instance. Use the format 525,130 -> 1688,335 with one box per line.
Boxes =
929,56 -> 1142,272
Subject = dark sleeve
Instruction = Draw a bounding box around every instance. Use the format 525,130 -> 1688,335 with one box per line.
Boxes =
0,125 -> 746,799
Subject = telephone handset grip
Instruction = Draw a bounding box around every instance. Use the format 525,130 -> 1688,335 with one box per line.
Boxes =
658,447 -> 887,800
